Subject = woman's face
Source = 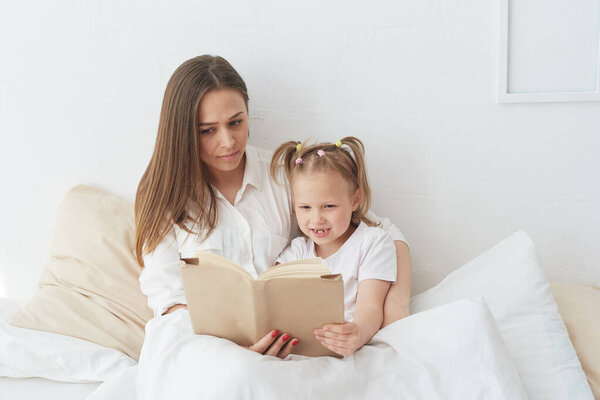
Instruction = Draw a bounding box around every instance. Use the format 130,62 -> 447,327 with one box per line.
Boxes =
197,88 -> 249,179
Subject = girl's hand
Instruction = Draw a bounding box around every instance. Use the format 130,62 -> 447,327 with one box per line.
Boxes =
163,304 -> 188,315
246,329 -> 299,359
314,322 -> 362,357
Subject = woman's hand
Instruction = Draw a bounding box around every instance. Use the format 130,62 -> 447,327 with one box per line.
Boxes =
314,322 -> 362,357
246,329 -> 299,359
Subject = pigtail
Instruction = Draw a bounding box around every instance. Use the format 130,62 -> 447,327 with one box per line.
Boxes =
339,136 -> 377,227
270,141 -> 300,185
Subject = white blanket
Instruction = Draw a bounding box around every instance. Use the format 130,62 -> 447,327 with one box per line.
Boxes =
88,299 -> 526,400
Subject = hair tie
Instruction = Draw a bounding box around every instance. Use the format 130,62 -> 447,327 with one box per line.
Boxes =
295,157 -> 303,164
335,140 -> 342,148
317,150 -> 326,157
296,143 -> 302,151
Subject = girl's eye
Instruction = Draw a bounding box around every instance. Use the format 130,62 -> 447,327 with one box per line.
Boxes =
298,205 -> 310,210
325,205 -> 336,208
230,119 -> 243,127
200,128 -> 214,135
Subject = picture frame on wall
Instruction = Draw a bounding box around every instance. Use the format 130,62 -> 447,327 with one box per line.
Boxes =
498,0 -> 600,103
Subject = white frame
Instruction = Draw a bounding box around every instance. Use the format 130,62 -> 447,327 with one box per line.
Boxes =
498,0 -> 600,103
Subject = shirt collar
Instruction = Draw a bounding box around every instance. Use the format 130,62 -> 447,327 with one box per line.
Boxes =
212,145 -> 263,204
242,145 -> 262,192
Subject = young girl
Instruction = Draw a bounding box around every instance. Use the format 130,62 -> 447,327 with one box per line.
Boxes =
271,137 -> 397,357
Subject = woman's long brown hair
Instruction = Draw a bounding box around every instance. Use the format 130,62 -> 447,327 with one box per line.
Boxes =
134,55 -> 248,266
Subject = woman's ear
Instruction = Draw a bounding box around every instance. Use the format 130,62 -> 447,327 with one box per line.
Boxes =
351,188 -> 361,211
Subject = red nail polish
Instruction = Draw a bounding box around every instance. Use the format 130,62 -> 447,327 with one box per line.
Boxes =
292,339 -> 299,346
271,330 -> 279,338
282,334 -> 290,342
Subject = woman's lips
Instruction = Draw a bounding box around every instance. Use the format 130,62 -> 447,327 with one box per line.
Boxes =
218,151 -> 239,162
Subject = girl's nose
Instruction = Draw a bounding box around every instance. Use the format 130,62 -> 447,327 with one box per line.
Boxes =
312,209 -> 325,223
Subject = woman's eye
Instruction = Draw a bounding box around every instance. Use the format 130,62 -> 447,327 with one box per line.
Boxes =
200,128 -> 214,135
230,119 -> 243,127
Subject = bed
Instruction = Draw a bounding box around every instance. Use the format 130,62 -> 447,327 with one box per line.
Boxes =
1,186 -> 598,399
0,377 -> 100,400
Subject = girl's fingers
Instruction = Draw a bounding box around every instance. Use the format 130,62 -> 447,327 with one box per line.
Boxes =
319,340 -> 348,357
315,332 -> 351,342
247,329 -> 280,354
277,337 -> 299,359
315,327 -> 356,341
321,323 -> 353,333
264,332 -> 292,357
317,336 -> 349,347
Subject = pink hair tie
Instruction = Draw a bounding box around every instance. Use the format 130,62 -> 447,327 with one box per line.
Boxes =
317,150 -> 326,157
295,157 -> 303,164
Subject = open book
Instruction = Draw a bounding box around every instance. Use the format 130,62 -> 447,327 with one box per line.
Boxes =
180,251 -> 345,357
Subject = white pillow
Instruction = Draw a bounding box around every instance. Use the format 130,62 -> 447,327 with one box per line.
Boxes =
0,297 -> 136,382
411,231 -> 593,400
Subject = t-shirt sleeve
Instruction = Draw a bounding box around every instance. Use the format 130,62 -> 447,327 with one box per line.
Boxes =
275,237 -> 307,265
357,229 -> 398,284
365,210 -> 408,247
139,226 -> 187,317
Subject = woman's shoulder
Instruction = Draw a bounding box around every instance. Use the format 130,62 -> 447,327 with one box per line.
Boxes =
246,144 -> 274,164
355,222 -> 394,246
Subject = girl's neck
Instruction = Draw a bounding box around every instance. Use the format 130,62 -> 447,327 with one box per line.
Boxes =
314,223 -> 357,259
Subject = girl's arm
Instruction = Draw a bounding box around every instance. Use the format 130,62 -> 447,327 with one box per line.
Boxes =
383,240 -> 412,326
314,279 -> 390,357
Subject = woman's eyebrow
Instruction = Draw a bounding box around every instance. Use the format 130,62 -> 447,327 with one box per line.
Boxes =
199,111 -> 244,126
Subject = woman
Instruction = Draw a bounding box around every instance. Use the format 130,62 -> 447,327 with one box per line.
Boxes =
134,55 -> 411,360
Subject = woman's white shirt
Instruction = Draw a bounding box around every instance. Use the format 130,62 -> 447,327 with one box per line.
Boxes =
139,145 -> 406,317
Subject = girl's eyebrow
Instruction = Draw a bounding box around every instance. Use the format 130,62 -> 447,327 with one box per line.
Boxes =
199,111 -> 244,126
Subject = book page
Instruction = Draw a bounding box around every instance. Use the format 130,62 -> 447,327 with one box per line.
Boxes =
191,251 -> 255,280
258,258 -> 331,280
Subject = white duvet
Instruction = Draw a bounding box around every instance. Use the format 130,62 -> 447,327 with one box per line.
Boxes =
88,298 -> 527,400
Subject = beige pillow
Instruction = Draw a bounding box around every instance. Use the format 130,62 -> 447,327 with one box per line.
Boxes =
550,281 -> 600,399
11,185 -> 153,360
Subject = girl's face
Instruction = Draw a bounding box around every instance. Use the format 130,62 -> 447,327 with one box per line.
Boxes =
292,170 -> 360,257
197,88 -> 249,180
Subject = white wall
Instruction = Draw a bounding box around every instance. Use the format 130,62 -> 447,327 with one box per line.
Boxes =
1,0 -> 598,299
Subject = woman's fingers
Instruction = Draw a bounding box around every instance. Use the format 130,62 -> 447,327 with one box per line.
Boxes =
247,329 -> 280,354
276,337 -> 299,359
264,332 -> 292,357
246,329 -> 299,359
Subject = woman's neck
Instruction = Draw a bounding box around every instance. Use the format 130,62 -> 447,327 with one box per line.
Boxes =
208,154 -> 246,205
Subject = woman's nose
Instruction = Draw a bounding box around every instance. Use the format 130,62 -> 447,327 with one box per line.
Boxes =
217,127 -> 235,147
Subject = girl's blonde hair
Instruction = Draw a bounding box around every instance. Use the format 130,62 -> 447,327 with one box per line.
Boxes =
134,55 -> 249,266
270,136 -> 377,227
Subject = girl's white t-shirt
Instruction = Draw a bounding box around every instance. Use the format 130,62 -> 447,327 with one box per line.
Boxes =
275,222 -> 397,321
140,145 -> 406,317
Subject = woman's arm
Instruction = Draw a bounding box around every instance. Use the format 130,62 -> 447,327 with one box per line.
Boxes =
314,279 -> 390,356
140,227 -> 188,317
382,240 -> 412,326
364,211 -> 412,325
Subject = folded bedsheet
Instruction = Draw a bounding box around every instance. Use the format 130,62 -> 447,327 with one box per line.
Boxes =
88,298 -> 526,400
